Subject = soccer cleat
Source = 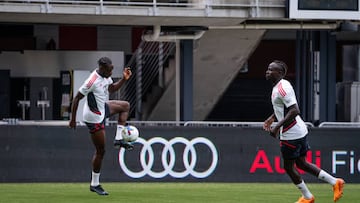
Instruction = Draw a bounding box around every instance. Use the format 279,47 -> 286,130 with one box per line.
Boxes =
114,139 -> 134,150
333,178 -> 345,202
90,185 -> 109,195
295,196 -> 315,203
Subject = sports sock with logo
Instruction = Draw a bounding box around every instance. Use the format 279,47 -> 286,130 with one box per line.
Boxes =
318,170 -> 337,185
115,125 -> 125,140
296,180 -> 313,199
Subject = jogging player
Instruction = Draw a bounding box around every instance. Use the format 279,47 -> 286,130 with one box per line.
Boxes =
263,60 -> 345,203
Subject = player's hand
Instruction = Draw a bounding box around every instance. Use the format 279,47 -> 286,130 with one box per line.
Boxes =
263,117 -> 274,131
123,67 -> 132,80
263,122 -> 271,131
269,127 -> 280,138
69,119 -> 76,129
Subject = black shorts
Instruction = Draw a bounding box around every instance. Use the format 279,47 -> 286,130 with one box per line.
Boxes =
280,135 -> 310,160
85,103 -> 110,134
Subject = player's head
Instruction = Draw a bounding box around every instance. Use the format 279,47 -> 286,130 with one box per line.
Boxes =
265,60 -> 288,83
272,60 -> 288,76
97,57 -> 114,78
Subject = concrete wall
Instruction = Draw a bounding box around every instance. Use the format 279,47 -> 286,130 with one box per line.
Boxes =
0,50 -> 124,78
148,29 -> 265,121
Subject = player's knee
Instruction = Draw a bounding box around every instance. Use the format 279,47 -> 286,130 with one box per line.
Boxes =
295,160 -> 307,170
96,148 -> 106,157
123,101 -> 130,111
284,164 -> 295,174
297,164 -> 306,171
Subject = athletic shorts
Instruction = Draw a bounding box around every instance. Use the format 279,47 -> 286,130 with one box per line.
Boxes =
280,135 -> 310,160
85,103 -> 110,134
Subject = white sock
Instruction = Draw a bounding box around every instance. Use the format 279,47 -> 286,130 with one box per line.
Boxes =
318,170 -> 337,185
91,171 -> 100,186
115,125 -> 125,140
296,180 -> 313,199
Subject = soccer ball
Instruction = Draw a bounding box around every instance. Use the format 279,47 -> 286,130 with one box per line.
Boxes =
122,125 -> 139,142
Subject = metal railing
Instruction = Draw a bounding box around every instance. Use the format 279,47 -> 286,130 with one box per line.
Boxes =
0,0 -> 286,7
184,121 -> 315,128
4,120 -> 360,129
318,122 -> 360,128
0,0 -> 286,18
117,40 -> 176,120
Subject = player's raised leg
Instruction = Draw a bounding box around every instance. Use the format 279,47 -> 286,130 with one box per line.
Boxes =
107,100 -> 134,150
315,169 -> 345,201
296,157 -> 345,202
332,178 -> 345,202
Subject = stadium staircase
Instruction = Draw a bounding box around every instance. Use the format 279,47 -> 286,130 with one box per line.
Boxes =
146,29 -> 266,121
117,40 -> 176,120
116,28 -> 266,121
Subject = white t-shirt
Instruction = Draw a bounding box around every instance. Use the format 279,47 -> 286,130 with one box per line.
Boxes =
271,79 -> 308,140
79,70 -> 113,123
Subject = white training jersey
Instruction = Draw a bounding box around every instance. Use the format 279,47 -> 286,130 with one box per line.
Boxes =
78,70 -> 113,123
271,79 -> 308,140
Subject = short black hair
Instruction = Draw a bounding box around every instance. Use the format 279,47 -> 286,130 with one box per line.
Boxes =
98,57 -> 112,67
272,60 -> 288,76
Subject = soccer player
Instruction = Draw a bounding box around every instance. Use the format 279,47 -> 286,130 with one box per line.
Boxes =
69,57 -> 133,195
263,60 -> 345,203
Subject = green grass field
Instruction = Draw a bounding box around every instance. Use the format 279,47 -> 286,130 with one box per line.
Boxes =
0,183 -> 358,203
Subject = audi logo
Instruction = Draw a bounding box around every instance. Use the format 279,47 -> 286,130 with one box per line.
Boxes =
118,137 -> 218,179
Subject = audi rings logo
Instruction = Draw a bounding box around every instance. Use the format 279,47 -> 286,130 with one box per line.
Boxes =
118,137 -> 218,179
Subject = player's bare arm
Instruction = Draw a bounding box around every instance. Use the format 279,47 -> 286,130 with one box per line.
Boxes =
69,92 -> 85,129
269,104 -> 300,137
276,104 -> 300,128
108,67 -> 132,93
